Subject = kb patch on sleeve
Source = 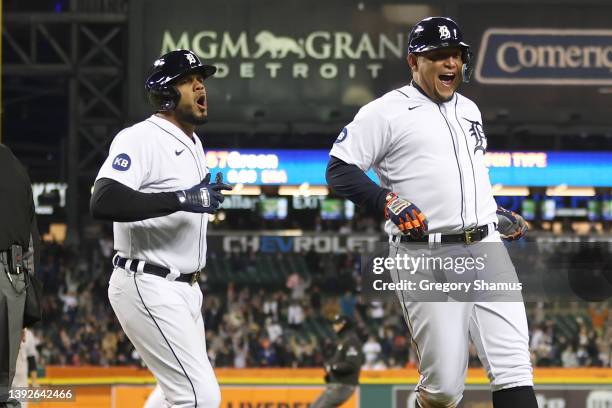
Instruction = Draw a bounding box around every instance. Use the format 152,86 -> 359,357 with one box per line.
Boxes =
335,127 -> 348,144
112,153 -> 131,171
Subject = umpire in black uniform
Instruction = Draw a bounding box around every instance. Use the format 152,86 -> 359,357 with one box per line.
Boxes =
0,144 -> 39,408
312,315 -> 364,408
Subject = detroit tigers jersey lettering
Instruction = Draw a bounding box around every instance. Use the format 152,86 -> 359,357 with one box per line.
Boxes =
330,84 -> 497,234
95,115 -> 209,272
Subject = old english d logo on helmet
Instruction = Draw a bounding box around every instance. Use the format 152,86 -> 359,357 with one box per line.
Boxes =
145,50 -> 217,111
408,17 -> 474,83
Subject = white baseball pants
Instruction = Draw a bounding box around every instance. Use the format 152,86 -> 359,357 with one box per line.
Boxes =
389,231 -> 534,408
108,267 -> 220,408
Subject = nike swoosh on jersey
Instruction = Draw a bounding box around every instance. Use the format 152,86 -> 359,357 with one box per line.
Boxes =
175,149 -> 185,156
408,105 -> 421,110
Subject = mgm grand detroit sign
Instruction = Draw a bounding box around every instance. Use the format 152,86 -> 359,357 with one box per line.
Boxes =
160,30 -> 407,80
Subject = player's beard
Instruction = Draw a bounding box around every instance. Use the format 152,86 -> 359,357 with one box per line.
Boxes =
175,104 -> 208,126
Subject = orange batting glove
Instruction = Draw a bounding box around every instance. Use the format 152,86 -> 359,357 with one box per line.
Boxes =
384,193 -> 428,239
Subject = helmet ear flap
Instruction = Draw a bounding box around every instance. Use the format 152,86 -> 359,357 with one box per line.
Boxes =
148,85 -> 180,111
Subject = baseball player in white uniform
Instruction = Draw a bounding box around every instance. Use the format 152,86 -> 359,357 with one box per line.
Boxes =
91,50 -> 232,408
326,17 -> 534,408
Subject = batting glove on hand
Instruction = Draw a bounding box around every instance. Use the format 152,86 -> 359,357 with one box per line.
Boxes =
496,206 -> 528,240
384,193 -> 428,238
176,173 -> 233,214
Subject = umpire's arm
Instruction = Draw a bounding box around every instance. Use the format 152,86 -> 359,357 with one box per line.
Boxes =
326,156 -> 390,215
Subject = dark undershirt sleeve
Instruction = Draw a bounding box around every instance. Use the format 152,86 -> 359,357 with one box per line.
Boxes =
90,178 -> 181,222
325,155 -> 391,215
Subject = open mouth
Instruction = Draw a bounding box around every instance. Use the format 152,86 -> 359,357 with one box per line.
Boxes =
196,95 -> 206,109
438,73 -> 456,86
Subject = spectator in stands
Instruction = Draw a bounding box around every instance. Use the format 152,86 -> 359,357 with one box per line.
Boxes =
272,337 -> 291,367
530,322 -> 552,365
391,333 -> 410,367
339,291 -> 357,318
215,343 -> 234,367
258,337 -> 278,367
204,295 -> 224,332
589,303 -> 609,337
233,337 -> 249,368
553,335 -> 569,366
266,317 -> 283,343
262,291 -> 280,319
368,301 -> 385,325
287,300 -> 305,328
289,333 -> 317,367
287,272 -> 310,300
586,330 -> 602,366
101,327 -> 118,365
561,344 -> 578,367
577,345 -> 589,366
362,335 -> 382,369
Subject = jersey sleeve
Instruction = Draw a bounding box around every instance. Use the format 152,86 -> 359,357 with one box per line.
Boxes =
95,128 -> 152,190
329,101 -> 391,172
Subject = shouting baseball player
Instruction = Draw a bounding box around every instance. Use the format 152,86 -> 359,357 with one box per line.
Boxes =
326,17 -> 535,408
91,50 -> 232,408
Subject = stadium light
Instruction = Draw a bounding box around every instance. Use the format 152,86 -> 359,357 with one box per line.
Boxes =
545,185 -> 596,196
224,183 -> 262,195
491,184 -> 529,196
278,183 -> 329,196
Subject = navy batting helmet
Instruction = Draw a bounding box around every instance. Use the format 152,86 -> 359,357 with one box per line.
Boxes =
407,17 -> 473,82
145,50 -> 217,111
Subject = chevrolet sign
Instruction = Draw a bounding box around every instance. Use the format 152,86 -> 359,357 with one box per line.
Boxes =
475,28 -> 612,85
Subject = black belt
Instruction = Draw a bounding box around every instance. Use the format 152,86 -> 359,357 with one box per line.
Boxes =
394,224 -> 492,245
113,255 -> 200,285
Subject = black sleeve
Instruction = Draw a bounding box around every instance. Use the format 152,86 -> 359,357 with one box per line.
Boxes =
326,155 -> 391,215
90,178 -> 180,222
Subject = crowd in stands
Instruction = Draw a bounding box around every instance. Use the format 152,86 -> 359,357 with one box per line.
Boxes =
26,233 -> 612,372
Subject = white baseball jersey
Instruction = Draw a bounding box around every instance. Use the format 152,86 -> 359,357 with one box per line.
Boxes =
95,115 -> 209,272
330,84 -> 498,234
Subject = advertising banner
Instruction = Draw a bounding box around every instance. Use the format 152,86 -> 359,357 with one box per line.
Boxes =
129,1 -> 612,126
475,29 -> 612,85
221,386 -> 358,408
202,148 -> 612,186
394,385 -> 612,408
456,2 -> 612,124
128,0 -> 432,125
112,385 -> 359,407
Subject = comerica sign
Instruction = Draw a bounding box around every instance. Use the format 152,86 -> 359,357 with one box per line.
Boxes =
160,30 -> 407,79
475,29 -> 612,85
